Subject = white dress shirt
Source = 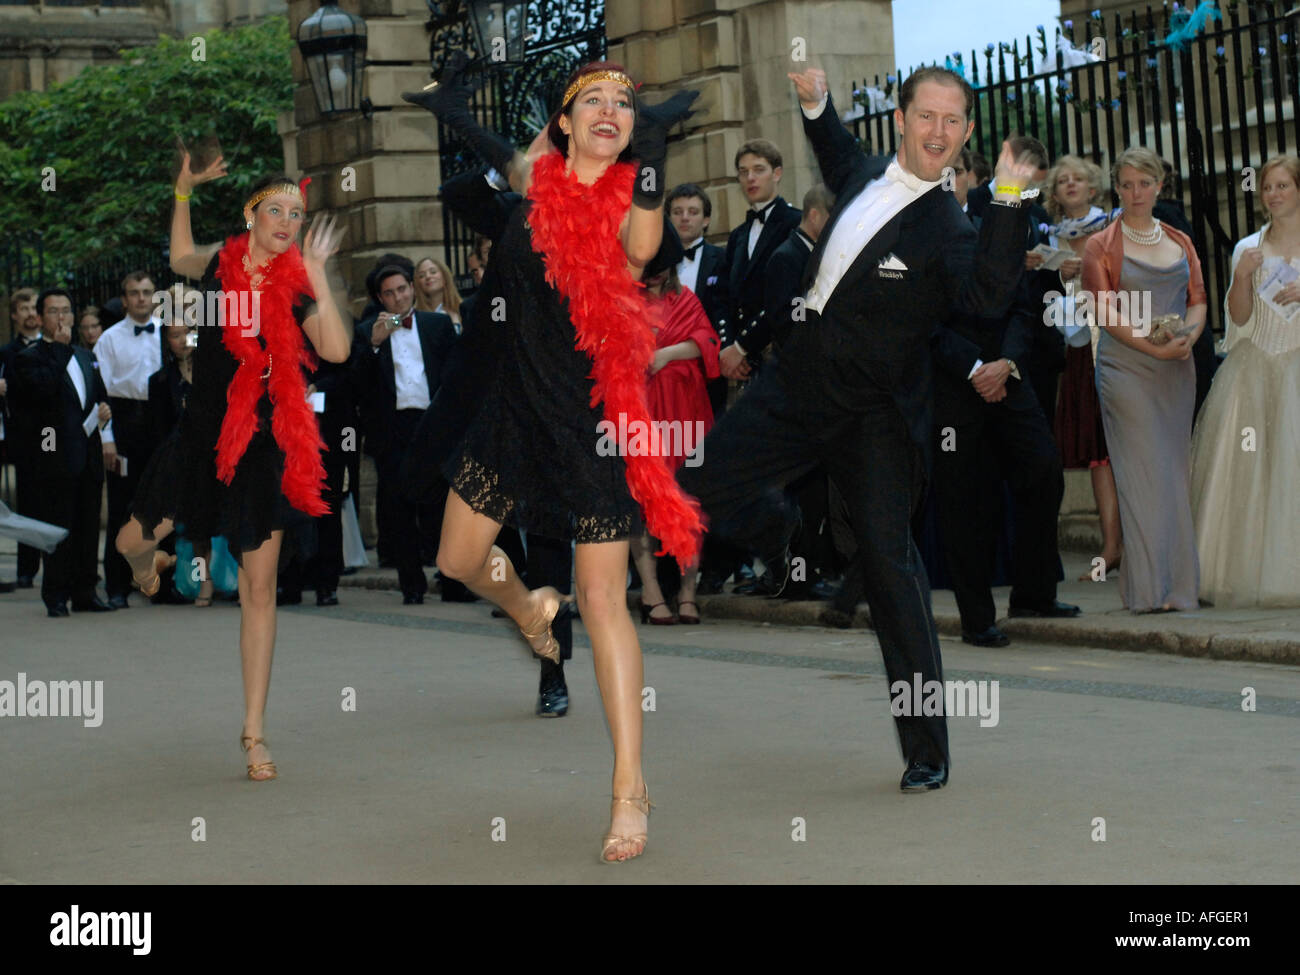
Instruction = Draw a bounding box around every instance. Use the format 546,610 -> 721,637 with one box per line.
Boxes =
389,313 -> 430,411
801,94 -> 940,315
677,236 -> 703,294
96,316 -> 162,401
747,200 -> 778,258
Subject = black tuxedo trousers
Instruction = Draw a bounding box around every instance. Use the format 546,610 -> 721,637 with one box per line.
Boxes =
680,329 -> 949,767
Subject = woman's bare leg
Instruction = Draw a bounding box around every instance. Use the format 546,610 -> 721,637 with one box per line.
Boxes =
1081,462 -> 1124,580
115,514 -> 175,588
436,489 -> 562,650
628,531 -> 672,620
575,540 -> 648,861
237,531 -> 282,778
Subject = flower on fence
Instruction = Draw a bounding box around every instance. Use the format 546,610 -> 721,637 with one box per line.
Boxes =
1117,69 -> 1127,79
1064,19 -> 1073,29
1216,45 -> 1225,56
1258,46 -> 1268,56
1090,8 -> 1101,18
1058,77 -> 1071,88
1282,34 -> 1289,44
986,43 -> 995,54
1007,91 -> 1017,102
1111,98 -> 1121,109
1146,56 -> 1158,67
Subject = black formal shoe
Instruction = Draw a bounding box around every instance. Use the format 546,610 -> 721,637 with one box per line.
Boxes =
276,588 -> 302,606
71,596 -> 115,612
440,587 -> 480,603
743,549 -> 792,599
900,760 -> 949,792
108,594 -> 129,610
1007,600 -> 1082,619
962,625 -> 1010,647
536,661 -> 569,718
316,591 -> 339,607
402,592 -> 424,605
45,601 -> 70,618
0,580 -> 15,593
16,575 -> 34,589
820,607 -> 855,629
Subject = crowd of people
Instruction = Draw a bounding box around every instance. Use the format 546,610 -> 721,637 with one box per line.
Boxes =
2,55 -> 1297,864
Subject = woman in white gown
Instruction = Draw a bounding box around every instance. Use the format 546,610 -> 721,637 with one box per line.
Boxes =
1191,154 -> 1300,606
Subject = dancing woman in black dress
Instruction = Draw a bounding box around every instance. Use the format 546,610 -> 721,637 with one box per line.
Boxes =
417,57 -> 701,862
116,152 -> 349,780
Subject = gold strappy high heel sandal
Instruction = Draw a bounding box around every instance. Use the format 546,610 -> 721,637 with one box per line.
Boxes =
131,551 -> 177,598
518,587 -> 574,665
600,784 -> 652,864
240,735 -> 278,781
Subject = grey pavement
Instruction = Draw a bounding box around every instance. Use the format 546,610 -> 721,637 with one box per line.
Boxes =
2,543 -> 1298,884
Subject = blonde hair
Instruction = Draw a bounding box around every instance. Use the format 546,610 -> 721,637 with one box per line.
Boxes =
1045,155 -> 1104,222
1257,154 -> 1300,241
1111,146 -> 1164,187
414,256 -> 463,318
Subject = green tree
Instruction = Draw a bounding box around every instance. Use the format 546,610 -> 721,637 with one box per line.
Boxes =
0,17 -> 294,274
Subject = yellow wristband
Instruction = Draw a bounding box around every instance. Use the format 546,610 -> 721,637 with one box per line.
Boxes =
174,188 -> 191,202
994,185 -> 1023,196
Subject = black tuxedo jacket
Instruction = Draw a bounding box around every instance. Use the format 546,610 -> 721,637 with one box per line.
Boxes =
352,310 -> 457,457
441,167 -> 524,245
723,196 -> 801,348
146,361 -> 189,447
795,94 -> 1030,455
758,227 -> 815,354
689,241 -> 731,335
1,334 -> 41,463
10,340 -> 106,481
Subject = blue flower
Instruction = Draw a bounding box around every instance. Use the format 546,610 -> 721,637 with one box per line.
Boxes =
1117,69 -> 1127,79
1007,91 -> 1017,101
1037,24 -> 1044,31
1064,19 -> 1073,29
886,73 -> 897,83
1282,34 -> 1290,43
1259,46 -> 1268,56
1147,56 -> 1158,67
986,43 -> 995,53
1059,77 -> 1071,88
1091,8 -> 1100,17
1216,46 -> 1225,56
1111,98 -> 1121,109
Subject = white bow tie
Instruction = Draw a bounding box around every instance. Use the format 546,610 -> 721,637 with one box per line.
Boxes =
885,159 -> 926,193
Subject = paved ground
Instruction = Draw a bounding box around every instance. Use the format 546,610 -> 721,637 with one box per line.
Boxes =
2,543 -> 1297,884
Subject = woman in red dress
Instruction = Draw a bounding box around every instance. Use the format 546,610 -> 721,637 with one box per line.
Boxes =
632,259 -> 719,625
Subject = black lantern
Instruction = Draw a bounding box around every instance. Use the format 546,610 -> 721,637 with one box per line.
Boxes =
297,4 -> 369,117
466,0 -> 529,67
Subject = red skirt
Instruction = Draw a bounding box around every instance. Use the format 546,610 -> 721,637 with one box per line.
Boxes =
1054,342 -> 1109,469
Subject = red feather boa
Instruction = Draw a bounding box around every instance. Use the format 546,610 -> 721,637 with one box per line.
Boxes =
213,233 -> 329,517
526,152 -> 703,566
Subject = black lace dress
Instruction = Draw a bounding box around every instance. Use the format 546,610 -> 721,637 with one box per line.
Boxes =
443,199 -> 641,542
131,253 -> 313,558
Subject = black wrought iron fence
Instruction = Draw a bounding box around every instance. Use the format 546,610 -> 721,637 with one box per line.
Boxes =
848,0 -> 1299,335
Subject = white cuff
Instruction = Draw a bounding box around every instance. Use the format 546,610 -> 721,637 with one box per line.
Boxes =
801,93 -> 829,120
966,358 -> 984,380
733,341 -> 748,357
101,419 -> 115,444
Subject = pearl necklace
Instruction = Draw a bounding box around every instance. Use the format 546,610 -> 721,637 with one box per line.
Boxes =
1121,219 -> 1163,246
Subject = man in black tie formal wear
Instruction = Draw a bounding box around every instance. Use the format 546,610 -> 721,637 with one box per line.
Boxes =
668,183 -> 730,334
680,66 -> 1040,792
353,263 -> 458,604
717,140 -> 802,388
1,287 -> 44,589
10,289 -> 114,617
93,271 -> 163,608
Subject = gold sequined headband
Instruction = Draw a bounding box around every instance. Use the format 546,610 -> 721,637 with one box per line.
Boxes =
562,70 -> 635,109
244,180 -> 308,214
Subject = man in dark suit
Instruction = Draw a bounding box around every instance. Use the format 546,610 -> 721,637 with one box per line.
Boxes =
1,287 -> 44,589
353,263 -> 457,604
681,66 -> 1040,792
931,196 -> 1080,648
10,289 -> 114,617
717,139 -> 802,388
667,183 -> 730,332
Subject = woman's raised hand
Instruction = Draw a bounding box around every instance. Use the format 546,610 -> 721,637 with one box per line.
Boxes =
174,139 -> 227,194
303,213 -> 345,269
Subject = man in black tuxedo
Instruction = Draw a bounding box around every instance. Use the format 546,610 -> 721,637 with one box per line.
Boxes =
9,289 -> 114,617
353,264 -> 458,604
667,183 -> 730,331
931,181 -> 1080,648
717,139 -> 802,389
2,287 -> 44,589
680,66 -> 1040,792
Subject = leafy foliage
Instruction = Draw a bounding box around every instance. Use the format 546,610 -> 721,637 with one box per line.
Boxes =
0,16 -> 294,274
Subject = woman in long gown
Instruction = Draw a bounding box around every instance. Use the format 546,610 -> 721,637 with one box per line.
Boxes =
425,57 -> 702,862
1085,146 -> 1207,612
1190,154 -> 1300,606
115,152 -> 350,779
631,258 -> 719,626
1035,155 -> 1123,579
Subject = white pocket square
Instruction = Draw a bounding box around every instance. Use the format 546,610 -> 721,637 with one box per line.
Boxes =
878,253 -> 908,271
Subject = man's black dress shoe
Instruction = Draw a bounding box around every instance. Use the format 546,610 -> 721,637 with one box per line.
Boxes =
316,591 -> 339,607
16,576 -> 34,589
402,592 -> 424,605
1008,600 -> 1081,619
962,625 -> 1010,647
71,596 -> 115,612
45,601 -> 69,618
536,660 -> 569,718
695,573 -> 727,596
276,588 -> 302,606
0,580 -> 15,593
107,594 -> 129,610
900,760 -> 949,792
